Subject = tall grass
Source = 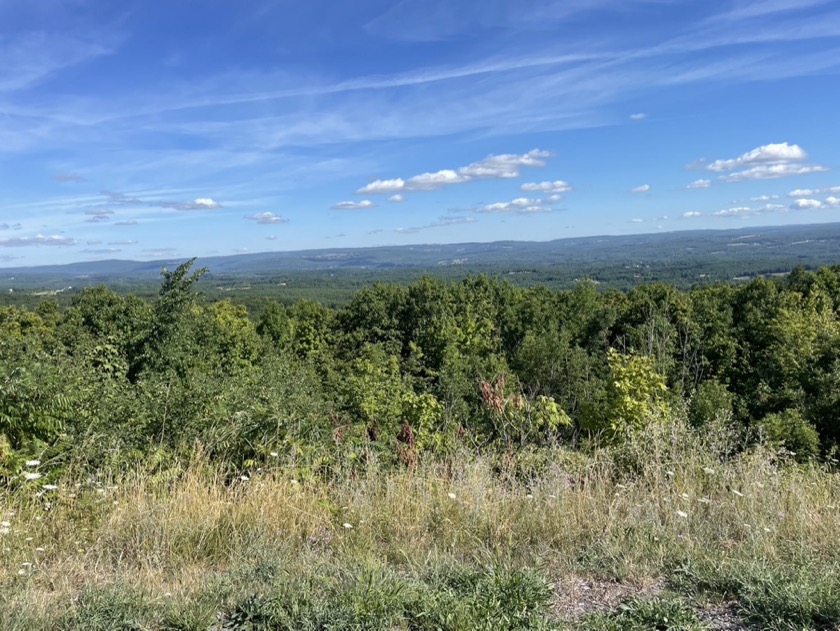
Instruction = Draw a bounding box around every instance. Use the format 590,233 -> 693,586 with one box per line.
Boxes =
2,419 -> 839,629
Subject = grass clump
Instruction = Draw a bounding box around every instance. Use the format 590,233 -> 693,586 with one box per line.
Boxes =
579,593 -> 705,631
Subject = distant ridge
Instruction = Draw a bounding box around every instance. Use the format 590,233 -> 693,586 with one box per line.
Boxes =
2,223 -> 840,281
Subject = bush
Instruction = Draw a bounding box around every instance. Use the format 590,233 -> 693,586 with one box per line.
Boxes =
756,408 -> 820,461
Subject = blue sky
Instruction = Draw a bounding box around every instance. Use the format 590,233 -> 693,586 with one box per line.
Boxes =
2,0 -> 840,266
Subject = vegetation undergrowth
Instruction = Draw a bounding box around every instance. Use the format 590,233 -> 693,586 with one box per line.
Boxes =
2,419 -> 839,629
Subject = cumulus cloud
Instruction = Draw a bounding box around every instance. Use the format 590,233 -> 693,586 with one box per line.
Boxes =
406,169 -> 470,190
682,211 -> 702,218
825,196 -> 840,208
355,149 -> 551,195
388,194 -> 405,202
245,211 -> 289,224
715,204 -> 786,218
0,235 -> 77,247
788,186 -> 840,197
714,206 -> 756,218
629,113 -> 647,120
332,200 -> 375,210
520,180 -> 572,194
702,142 -> 827,182
720,163 -> 828,182
707,142 -> 808,172
630,184 -> 650,193
357,178 -> 406,195
791,198 -> 824,210
686,179 -> 711,189
477,197 -> 547,214
160,197 -> 222,210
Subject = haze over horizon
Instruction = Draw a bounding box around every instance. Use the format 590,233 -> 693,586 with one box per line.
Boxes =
2,0 -> 840,267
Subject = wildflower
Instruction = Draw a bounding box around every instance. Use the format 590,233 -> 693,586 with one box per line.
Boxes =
269,452 -> 279,457
23,472 -> 42,481
25,460 -> 40,467
43,484 -> 58,491
343,522 -> 353,530
239,475 -> 249,482
17,569 -> 25,575
0,528 -> 9,536
665,470 -> 675,477
526,494 -> 534,499
676,510 -> 688,519
702,467 -> 715,475
0,521 -> 10,528
447,492 -> 456,500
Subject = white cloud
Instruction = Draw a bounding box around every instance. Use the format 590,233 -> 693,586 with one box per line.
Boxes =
246,211 -> 289,224
686,179 -> 711,189
332,199 -> 375,210
631,218 -> 644,223
630,184 -> 650,193
720,163 -> 828,182
0,235 -> 77,247
355,149 -> 551,194
791,198 -> 823,209
630,113 -> 647,120
161,197 -> 221,210
520,180 -> 572,194
751,194 -> 779,201
458,149 -> 552,179
825,196 -> 840,208
714,206 -> 755,217
682,211 -> 702,218
477,197 -> 547,214
788,186 -> 840,197
706,142 -> 807,172
388,194 -> 405,202
357,178 -> 406,194
406,169 -> 470,190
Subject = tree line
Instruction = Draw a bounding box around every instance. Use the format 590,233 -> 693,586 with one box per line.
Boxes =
2,260 -> 839,479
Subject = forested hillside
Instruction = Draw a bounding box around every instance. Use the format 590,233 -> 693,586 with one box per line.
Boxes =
3,259 -> 839,475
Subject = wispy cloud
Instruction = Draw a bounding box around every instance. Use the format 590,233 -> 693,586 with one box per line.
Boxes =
685,179 -> 711,189
395,216 -> 477,234
630,184 -> 650,193
245,211 -> 289,224
332,200 -> 375,210
629,112 -> 647,120
0,235 -> 77,247
159,197 -> 221,210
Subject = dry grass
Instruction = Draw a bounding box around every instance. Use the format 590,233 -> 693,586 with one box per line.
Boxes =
2,420 -> 839,628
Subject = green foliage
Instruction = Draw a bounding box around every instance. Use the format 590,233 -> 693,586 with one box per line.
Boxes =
601,348 -> 669,435
756,408 -> 820,461
688,379 -> 733,428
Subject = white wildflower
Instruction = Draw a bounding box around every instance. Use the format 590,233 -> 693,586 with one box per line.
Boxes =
702,467 -> 715,475
25,460 -> 40,467
447,492 -> 456,500
676,510 -> 688,519
343,522 -> 353,530
269,452 -> 279,457
23,472 -> 42,481
239,475 -> 249,482
43,484 -> 58,491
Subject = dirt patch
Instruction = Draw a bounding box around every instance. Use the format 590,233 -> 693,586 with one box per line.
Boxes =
551,575 -> 665,623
